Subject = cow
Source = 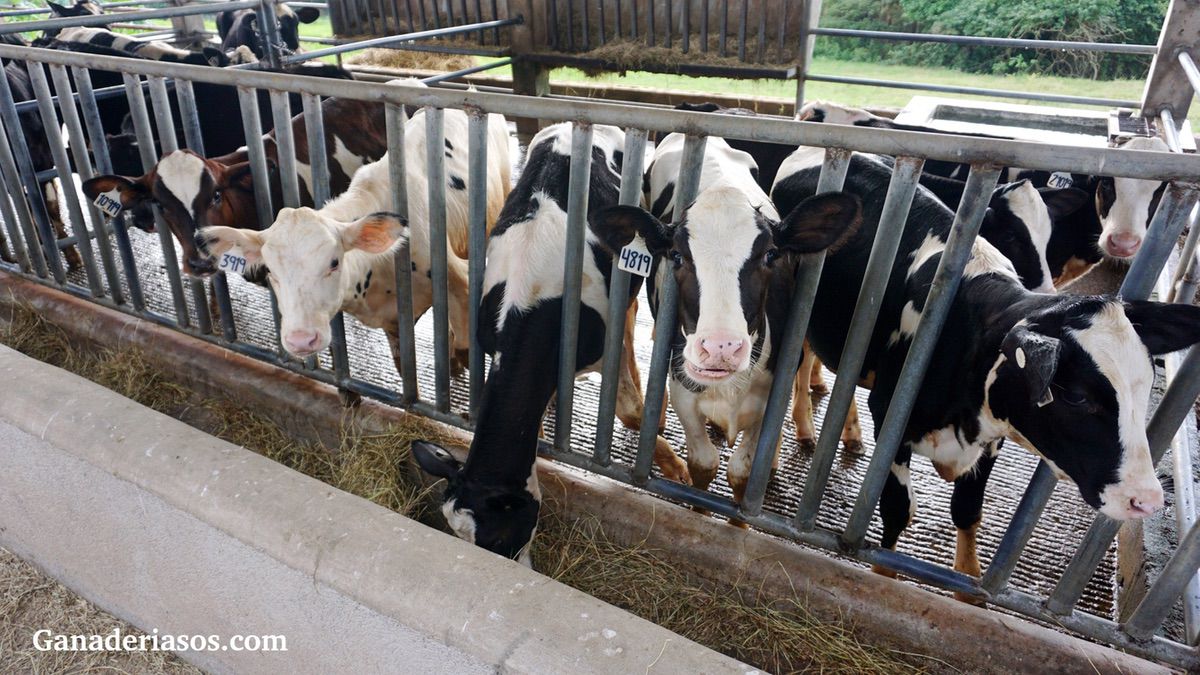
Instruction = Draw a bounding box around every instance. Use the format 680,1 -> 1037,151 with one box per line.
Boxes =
630,132 -> 861,513
216,4 -> 321,59
82,97 -> 388,276
409,123 -> 692,563
772,150 -> 1200,598
195,104 -> 511,377
36,27 -> 230,67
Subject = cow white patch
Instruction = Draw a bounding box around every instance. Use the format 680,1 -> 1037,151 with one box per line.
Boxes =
907,232 -> 945,280
772,146 -> 826,193
442,498 -> 477,545
687,187 -> 764,347
156,151 -> 207,218
999,180 -> 1055,292
887,301 -> 922,347
890,463 -> 917,517
964,238 -> 1021,283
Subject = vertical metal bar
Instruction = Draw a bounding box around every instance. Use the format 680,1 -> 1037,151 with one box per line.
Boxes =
593,128 -> 647,466
681,0 -> 689,53
257,0 -> 284,69
629,0 -> 637,38
74,66 -> 142,309
211,272 -> 237,341
417,0 -> 428,30
793,155 -> 924,529
553,122 -> 596,451
0,124 -> 41,277
0,63 -> 64,283
979,462 -> 1057,593
269,90 -> 301,209
795,0 -> 810,115
147,76 -> 177,154
445,0 -> 455,27
547,0 -> 558,49
1124,520 -> 1200,641
756,0 -> 766,62
425,106 -> 451,412
237,86 -> 285,356
466,108 -> 488,419
581,0 -> 590,50
776,0 -> 786,55
737,0 -> 747,61
598,0 -> 606,46
740,147 -> 852,517
387,100 -> 419,404
49,64 -> 122,301
1122,183 -> 1199,301
718,0 -> 727,56
841,164 -> 1002,548
663,0 -> 671,48
403,0 -> 414,31
1160,109 -> 1182,153
614,0 -> 621,42
565,0 -> 575,50
490,0 -> 499,43
0,164 -> 31,272
646,0 -> 654,47
175,79 -> 204,155
1169,206 -> 1200,302
700,0 -> 708,52
633,134 -> 707,483
127,73 -> 192,326
474,0 -> 484,42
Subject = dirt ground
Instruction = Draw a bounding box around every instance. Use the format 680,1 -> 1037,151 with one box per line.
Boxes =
0,547 -> 201,674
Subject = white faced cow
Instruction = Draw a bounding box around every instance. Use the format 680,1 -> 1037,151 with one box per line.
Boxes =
410,123 -> 692,564
772,151 -> 1200,596
197,106 -> 511,375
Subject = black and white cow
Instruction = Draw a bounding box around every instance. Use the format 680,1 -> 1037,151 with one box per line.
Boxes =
216,4 -> 320,59
410,123 -> 692,563
37,27 -> 230,66
772,150 -> 1200,590
632,132 -> 860,507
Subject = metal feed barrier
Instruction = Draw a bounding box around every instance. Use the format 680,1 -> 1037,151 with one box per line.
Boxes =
1,3 -> 1200,669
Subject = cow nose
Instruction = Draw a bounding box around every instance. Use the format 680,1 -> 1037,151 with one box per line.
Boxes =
699,333 -> 747,364
1126,486 -> 1165,518
283,329 -> 321,355
1105,233 -> 1142,258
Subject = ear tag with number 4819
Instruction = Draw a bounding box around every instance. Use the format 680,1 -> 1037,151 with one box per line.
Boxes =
617,237 -> 653,278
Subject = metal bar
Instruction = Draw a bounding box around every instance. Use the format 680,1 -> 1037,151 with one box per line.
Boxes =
804,73 -> 1141,109
0,0 -> 260,34
147,76 -> 177,154
417,0 -> 428,30
1160,109 -> 1182,153
633,133 -> 706,483
269,90 -> 301,208
1179,52 -> 1200,102
424,106 -> 451,412
794,155 -> 924,529
740,147 -> 852,517
1125,519 -> 1200,641
794,0 -> 809,111
175,79 -> 204,156
1121,183 -> 1200,301
257,0 -> 285,70
211,271 -> 237,341
680,0 -> 688,53
737,0 -> 746,61
645,0 -> 653,47
124,72 -> 190,326
445,0 -> 455,28
598,0 -> 606,46
489,0 -> 498,43
718,0 -> 726,56
387,100 -> 419,404
566,0 -> 575,50
547,0 -> 558,49
614,0 -> 622,38
755,0 -> 765,62
473,0 -> 484,43
279,17 -> 522,63
979,462 -> 1057,593
11,79 -> 158,117
629,0 -> 636,39
466,108 -> 488,419
810,27 -> 1159,54
74,65 -> 142,309
0,130 -> 33,274
553,122 -> 595,451
49,64 -> 123,302
581,0 -> 589,50
419,57 -> 513,85
776,0 -> 785,55
841,164 -> 1002,548
236,86 -> 284,355
593,127 -> 647,466
1173,207 -> 1200,304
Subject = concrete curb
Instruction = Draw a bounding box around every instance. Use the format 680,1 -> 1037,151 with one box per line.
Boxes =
0,342 -> 752,674
0,272 -> 1178,674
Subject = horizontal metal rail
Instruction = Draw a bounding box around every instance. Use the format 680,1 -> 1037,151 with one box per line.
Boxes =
811,27 -> 1158,54
0,0 -> 171,18
0,0 -> 260,34
419,57 -> 512,85
278,17 -> 522,64
805,73 -> 1141,108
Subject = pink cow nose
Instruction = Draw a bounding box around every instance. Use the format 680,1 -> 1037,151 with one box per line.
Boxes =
283,329 -> 321,355
699,333 -> 747,366
1125,487 -> 1165,519
1105,232 -> 1142,258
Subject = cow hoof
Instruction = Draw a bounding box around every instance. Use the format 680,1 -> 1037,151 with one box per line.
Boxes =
809,382 -> 828,396
954,591 -> 987,607
658,457 -> 692,485
797,437 -> 816,452
728,518 -> 750,529
841,438 -> 864,454
871,564 -> 899,579
689,465 -> 719,492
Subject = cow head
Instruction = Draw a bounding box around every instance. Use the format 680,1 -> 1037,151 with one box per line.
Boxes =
197,208 -> 407,358
277,4 -> 320,52
83,150 -> 268,276
44,1 -> 105,36
411,440 -> 540,566
987,299 -> 1200,520
981,180 -> 1086,293
1095,136 -> 1168,261
594,191 -> 860,385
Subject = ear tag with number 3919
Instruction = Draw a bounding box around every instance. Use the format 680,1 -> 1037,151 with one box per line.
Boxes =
617,237 -> 653,278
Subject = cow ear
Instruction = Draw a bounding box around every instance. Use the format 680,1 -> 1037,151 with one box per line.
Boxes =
81,174 -> 152,208
1039,187 -> 1089,222
195,226 -> 264,266
589,204 -> 673,256
1124,301 -> 1200,355
342,212 -> 408,254
411,440 -> 462,480
223,162 -> 256,192
775,192 -> 861,254
1001,325 -> 1061,406
46,2 -> 65,17
295,6 -> 321,22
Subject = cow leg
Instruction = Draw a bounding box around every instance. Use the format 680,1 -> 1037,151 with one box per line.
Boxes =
951,440 -> 1000,605
809,354 -> 828,394
446,264 -> 471,376
841,396 -> 864,453
727,424 -> 781,529
44,181 -> 80,272
385,327 -> 405,379
792,348 -> 818,450
872,446 -> 915,579
671,380 -> 720,492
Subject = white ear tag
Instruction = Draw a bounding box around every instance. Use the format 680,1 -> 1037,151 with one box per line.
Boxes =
617,237 -> 653,278
1047,172 -> 1074,189
92,189 -> 123,218
1037,389 -> 1054,408
218,249 -> 248,274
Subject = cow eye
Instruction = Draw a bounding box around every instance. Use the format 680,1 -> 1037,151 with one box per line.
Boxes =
211,189 -> 222,205
1061,390 -> 1088,407
670,250 -> 684,268
329,258 -> 339,271
763,248 -> 781,266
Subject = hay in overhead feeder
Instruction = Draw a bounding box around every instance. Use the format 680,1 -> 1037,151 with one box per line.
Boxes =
550,35 -> 798,76
343,45 -> 476,72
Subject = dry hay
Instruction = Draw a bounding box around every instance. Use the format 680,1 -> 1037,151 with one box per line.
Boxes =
553,35 -> 796,76
344,46 -> 475,71
0,304 -> 935,674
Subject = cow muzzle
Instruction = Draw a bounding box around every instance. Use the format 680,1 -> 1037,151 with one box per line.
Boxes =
282,328 -> 328,358
1099,477 -> 1164,521
685,331 -> 750,381
1103,232 -> 1142,259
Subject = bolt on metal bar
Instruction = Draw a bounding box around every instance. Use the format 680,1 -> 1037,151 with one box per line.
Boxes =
49,64 -> 123,301
794,155 -> 924,530
386,100 -> 419,404
810,27 -> 1159,54
0,61 -> 63,282
0,0 -> 261,34
593,127 -> 647,466
465,108 -> 489,419
633,133 -> 706,483
805,73 -> 1140,109
270,90 -> 301,209
553,122 -> 596,451
424,106 -> 451,412
280,17 -> 521,64
175,79 -> 205,156
841,163 -> 1001,549
1121,182 -> 1200,301
1124,518 -> 1200,641
73,65 -> 143,308
740,148 -> 852,518
419,57 -> 513,85
126,72 -> 194,326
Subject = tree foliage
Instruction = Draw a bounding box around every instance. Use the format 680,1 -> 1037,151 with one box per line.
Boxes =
817,0 -> 1167,79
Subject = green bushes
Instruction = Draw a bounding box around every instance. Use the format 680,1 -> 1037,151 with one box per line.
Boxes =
817,0 -> 1166,79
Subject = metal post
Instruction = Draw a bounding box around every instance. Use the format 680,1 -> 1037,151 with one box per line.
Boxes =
269,90 -> 301,209
466,108 -> 488,419
175,79 -> 205,156
387,99 -> 419,404
257,0 -> 284,69
593,128 -> 647,466
633,133 -> 706,483
794,155 -> 924,529
424,106 -> 451,412
553,122 -> 595,451
979,463 -> 1057,593
1123,521 -> 1200,641
236,86 -> 285,356
841,164 -> 1001,549
1169,206 -> 1200,303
